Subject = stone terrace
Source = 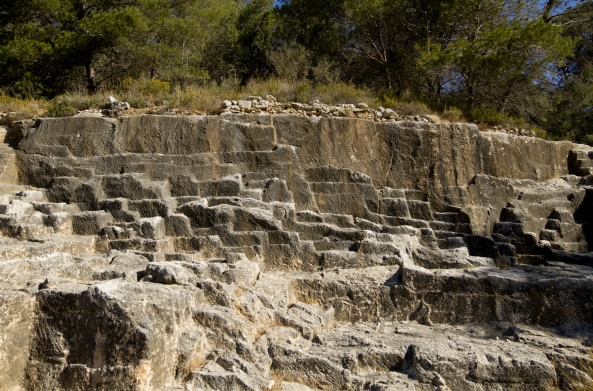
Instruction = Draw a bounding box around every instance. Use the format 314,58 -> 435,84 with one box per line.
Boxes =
1,113 -> 592,390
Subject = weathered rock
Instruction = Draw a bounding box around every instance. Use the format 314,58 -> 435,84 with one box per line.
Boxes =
0,113 -> 592,390
72,210 -> 113,235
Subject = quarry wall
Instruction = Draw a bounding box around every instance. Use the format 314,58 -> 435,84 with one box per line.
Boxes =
1,113 -> 592,390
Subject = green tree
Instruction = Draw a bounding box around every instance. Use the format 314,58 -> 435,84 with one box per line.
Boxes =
415,0 -> 574,124
0,0 -> 147,93
275,0 -> 347,63
232,0 -> 277,82
0,0 -> 240,94
546,0 -> 593,142
130,0 -> 238,84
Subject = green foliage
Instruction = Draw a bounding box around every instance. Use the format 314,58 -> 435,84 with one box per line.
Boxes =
129,0 -> 237,84
0,0 -> 240,93
46,93 -> 107,117
231,0 -> 277,82
465,108 -> 545,137
0,0 -> 591,143
269,43 -> 311,83
123,78 -> 170,97
33,77 -> 381,117
532,126 -> 547,139
244,78 -> 288,100
243,79 -> 375,105
11,72 -> 44,100
416,2 -> 575,118
379,93 -> 433,116
293,82 -> 313,102
545,1 -> 593,144
467,109 -> 525,128
275,0 -> 347,61
312,83 -> 377,105
442,107 -> 464,123
46,100 -> 77,118
0,93 -> 45,120
175,83 -> 238,112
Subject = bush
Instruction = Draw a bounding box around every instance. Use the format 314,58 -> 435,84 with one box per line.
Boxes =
177,83 -> 238,113
0,93 -> 46,119
532,126 -> 547,139
45,93 -> 109,117
121,77 -> 172,106
244,79 -> 376,105
313,83 -> 377,105
294,81 -> 313,102
269,43 -> 311,83
243,79 -> 285,99
467,108 -> 517,128
442,107 -> 464,122
581,133 -> 593,146
122,96 -> 151,109
379,93 -> 433,116
122,77 -> 171,96
46,100 -> 77,117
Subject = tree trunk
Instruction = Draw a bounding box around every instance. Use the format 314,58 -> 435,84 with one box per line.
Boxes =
463,74 -> 475,110
86,59 -> 97,93
386,67 -> 393,90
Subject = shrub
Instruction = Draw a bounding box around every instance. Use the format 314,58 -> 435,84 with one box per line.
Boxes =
532,126 -> 547,139
582,134 -> 593,146
378,92 -> 433,116
313,83 -> 377,105
442,107 -> 464,122
294,81 -> 313,102
121,77 -> 171,106
244,79 -> 285,99
177,84 -> 233,113
244,79 -> 377,105
45,93 -> 110,117
46,100 -> 77,117
467,108 -> 540,130
122,77 -> 171,96
269,43 -> 311,83
310,58 -> 341,85
0,93 -> 46,119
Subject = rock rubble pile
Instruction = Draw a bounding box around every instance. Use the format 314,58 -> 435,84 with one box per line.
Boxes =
219,96 -> 538,136
221,95 -> 439,124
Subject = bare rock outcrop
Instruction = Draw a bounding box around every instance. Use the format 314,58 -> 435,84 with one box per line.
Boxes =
1,113 -> 592,390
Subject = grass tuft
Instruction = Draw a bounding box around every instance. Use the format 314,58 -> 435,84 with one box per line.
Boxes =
0,94 -> 46,123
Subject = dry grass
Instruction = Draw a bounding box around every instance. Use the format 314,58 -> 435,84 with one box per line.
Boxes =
243,79 -> 378,106
441,107 -> 465,123
36,78 -> 384,118
0,94 -> 47,123
378,94 -> 433,117
0,78 -> 546,139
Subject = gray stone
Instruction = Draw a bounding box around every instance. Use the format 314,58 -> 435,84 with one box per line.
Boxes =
1,113 -> 593,391
237,100 -> 252,111
72,211 -> 113,235
131,216 -> 166,239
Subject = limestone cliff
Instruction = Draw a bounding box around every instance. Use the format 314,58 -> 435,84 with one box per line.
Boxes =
1,114 -> 593,390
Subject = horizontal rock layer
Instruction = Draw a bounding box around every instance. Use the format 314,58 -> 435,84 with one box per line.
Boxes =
0,114 -> 592,391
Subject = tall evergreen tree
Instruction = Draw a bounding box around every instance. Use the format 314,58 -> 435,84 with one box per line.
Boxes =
546,0 -> 593,142
0,0 -> 147,94
0,0 -> 240,94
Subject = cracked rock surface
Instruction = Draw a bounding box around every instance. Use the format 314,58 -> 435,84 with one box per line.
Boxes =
1,114 -> 593,390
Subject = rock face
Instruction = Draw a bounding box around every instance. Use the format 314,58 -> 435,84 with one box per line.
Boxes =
1,113 -> 593,390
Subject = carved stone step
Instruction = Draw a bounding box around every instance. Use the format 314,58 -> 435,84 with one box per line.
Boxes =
108,237 -> 175,253
550,242 -> 589,253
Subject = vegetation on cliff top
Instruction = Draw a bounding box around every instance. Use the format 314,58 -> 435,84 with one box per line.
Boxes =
0,0 -> 591,143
